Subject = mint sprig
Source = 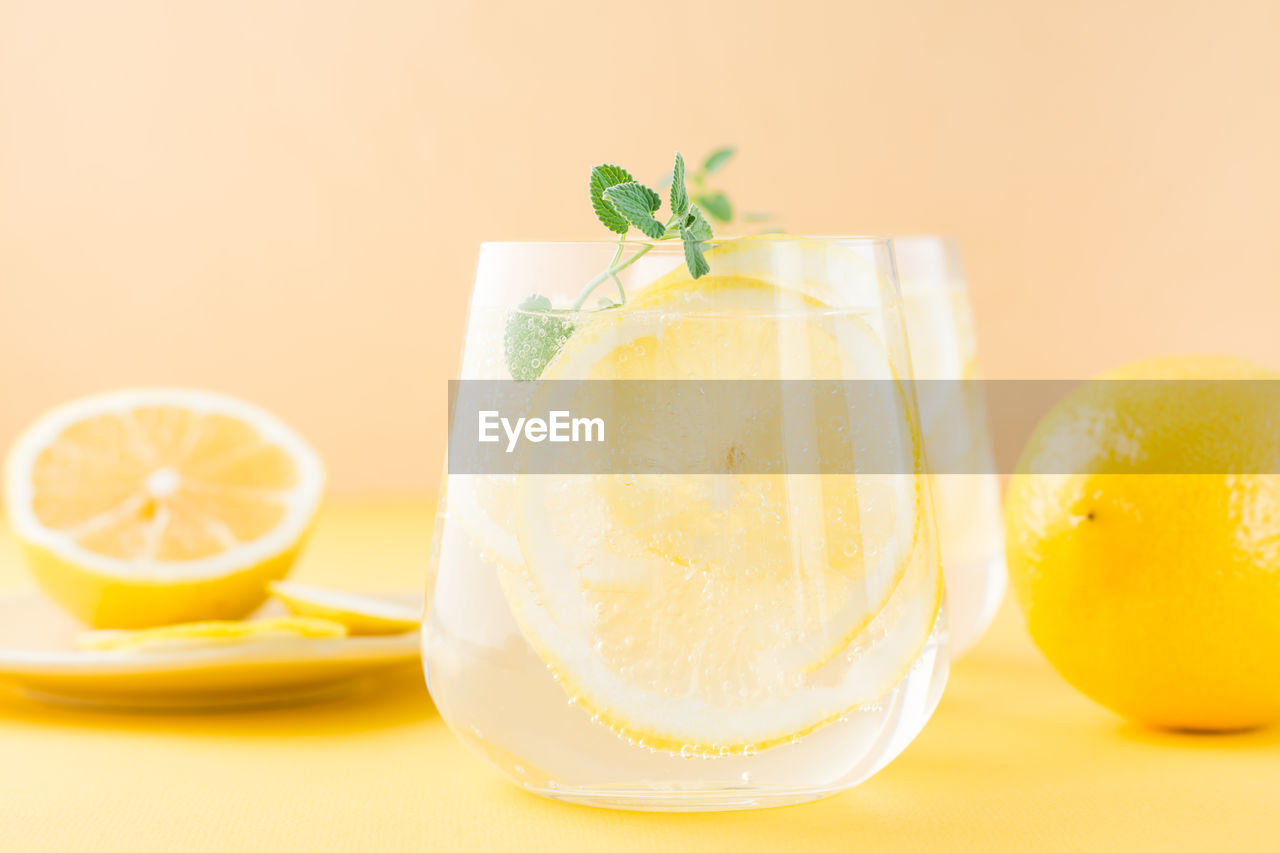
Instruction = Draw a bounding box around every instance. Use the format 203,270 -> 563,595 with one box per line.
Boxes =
504,151 -> 721,380
503,295 -> 575,382
689,148 -> 736,222
574,152 -> 713,308
670,153 -> 689,216
702,146 -> 735,174
679,209 -> 712,278
603,182 -> 665,239
666,147 -> 777,227
588,165 -> 634,234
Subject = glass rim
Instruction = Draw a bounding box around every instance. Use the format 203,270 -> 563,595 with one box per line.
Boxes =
889,233 -> 958,249
479,235 -> 892,249
891,234 -> 966,288
504,304 -> 890,320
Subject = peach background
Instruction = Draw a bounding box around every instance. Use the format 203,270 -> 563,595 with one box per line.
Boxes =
2,0 -> 1278,495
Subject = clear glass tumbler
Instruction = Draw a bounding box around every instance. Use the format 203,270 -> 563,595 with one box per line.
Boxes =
895,236 -> 1006,656
425,237 -> 948,810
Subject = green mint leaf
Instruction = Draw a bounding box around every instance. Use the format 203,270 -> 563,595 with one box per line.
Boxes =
634,219 -> 668,240
589,164 -> 634,234
680,231 -> 710,279
604,181 -> 666,239
682,205 -> 713,241
504,294 -> 574,381
695,192 -> 732,223
702,146 -> 736,174
670,153 -> 689,217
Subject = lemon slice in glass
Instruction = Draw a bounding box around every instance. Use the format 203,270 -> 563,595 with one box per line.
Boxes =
502,275 -> 939,755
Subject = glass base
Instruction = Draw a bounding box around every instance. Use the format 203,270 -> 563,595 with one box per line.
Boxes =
491,615 -> 950,813
528,785 -> 837,812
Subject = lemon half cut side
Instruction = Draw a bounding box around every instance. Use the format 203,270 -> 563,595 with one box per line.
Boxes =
4,388 -> 325,629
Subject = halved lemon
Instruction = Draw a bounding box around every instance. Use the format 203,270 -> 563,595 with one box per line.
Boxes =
501,274 -> 940,754
268,581 -> 420,635
4,389 -> 325,629
78,616 -> 347,652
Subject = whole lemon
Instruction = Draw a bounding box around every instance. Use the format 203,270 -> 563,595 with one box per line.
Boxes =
1005,355 -> 1280,730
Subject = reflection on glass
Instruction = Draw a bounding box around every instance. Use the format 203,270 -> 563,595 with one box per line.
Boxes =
895,235 -> 1006,657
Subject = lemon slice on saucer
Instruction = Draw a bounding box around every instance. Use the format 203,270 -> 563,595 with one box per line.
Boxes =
4,388 -> 324,629
79,616 -> 347,652
268,581 -> 420,635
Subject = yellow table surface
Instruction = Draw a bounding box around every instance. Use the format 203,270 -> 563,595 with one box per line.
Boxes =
2,501 -> 1277,852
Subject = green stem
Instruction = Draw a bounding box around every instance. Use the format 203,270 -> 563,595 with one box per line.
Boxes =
572,202 -> 696,310
606,238 -> 626,304
571,238 -> 659,310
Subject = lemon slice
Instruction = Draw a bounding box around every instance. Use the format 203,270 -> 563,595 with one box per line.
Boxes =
502,275 -> 938,754
632,235 -> 891,309
79,617 -> 346,652
268,581 -> 420,635
504,519 -> 939,754
4,388 -> 325,628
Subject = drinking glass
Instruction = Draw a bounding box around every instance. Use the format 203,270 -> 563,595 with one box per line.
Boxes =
894,236 -> 1006,656
425,237 -> 948,810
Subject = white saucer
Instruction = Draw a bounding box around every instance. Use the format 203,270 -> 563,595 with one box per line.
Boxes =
0,591 -> 422,710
